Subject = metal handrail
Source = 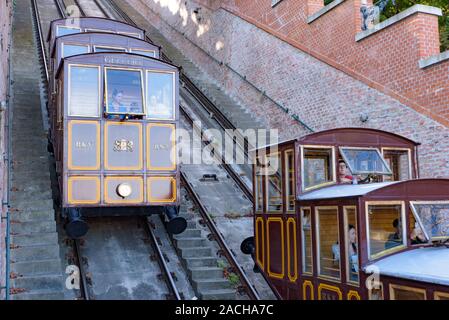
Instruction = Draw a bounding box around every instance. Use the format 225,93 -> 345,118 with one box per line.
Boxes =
180,172 -> 260,300
144,218 -> 181,300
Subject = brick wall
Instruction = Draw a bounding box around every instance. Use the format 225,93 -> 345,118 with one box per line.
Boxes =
127,0 -> 449,179
0,0 -> 12,300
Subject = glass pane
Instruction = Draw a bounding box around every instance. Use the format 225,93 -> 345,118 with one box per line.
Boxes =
340,148 -> 391,175
368,204 -> 404,258
303,147 -> 334,189
94,46 -> 126,53
118,31 -> 141,38
383,149 -> 410,181
266,154 -> 282,212
255,164 -> 263,212
369,286 -> 384,300
147,71 -> 175,120
392,287 -> 426,300
345,208 -> 359,283
131,49 -> 156,58
285,150 -> 295,211
317,207 -> 340,279
106,69 -> 144,114
301,208 -> 312,274
69,66 -> 99,117
411,203 -> 449,241
57,26 -> 81,37
62,44 -> 89,58
409,212 -> 428,245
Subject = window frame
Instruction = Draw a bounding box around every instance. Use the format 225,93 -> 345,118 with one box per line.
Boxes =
434,291 -> 449,300
85,28 -> 113,33
117,31 -> 142,39
301,207 -> 313,275
365,201 -> 407,261
145,69 -> 176,121
339,146 -> 392,175
381,147 -> 412,181
315,206 -> 341,282
67,64 -> 101,118
56,25 -> 82,37
344,206 -> 359,286
104,66 -> 146,116
254,156 -> 264,213
368,282 -> 384,300
264,152 -> 283,213
61,43 -> 90,59
93,45 -> 127,53
410,200 -> 449,242
130,48 -> 157,58
300,145 -> 336,192
389,284 -> 427,300
284,149 -> 295,213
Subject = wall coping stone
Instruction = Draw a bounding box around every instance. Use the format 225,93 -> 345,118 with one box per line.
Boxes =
356,4 -> 442,42
307,0 -> 345,24
419,51 -> 449,69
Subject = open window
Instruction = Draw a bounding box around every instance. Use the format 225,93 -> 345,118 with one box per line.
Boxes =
85,28 -> 113,33
57,26 -> 81,37
94,46 -> 127,53
301,207 -> 313,274
105,68 -> 144,115
265,153 -> 282,212
62,44 -> 89,58
382,148 -> 411,181
146,71 -> 175,120
344,207 -> 359,284
410,202 -> 449,242
68,65 -> 100,117
316,207 -> 340,280
130,49 -> 156,58
366,202 -> 406,260
340,147 -> 392,176
301,146 -> 335,191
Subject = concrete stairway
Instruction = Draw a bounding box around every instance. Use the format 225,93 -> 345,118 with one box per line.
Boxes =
173,190 -> 237,300
114,1 -> 266,132
8,0 -> 64,300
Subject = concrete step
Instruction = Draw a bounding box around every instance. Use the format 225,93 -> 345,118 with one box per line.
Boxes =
184,257 -> 218,268
12,259 -> 62,276
11,291 -> 64,300
189,267 -> 224,280
10,220 -> 56,235
11,232 -> 58,246
174,228 -> 201,238
200,288 -> 236,300
193,278 -> 233,291
175,237 -> 207,248
180,246 -> 212,258
11,274 -> 63,293
10,210 -> 56,223
12,181 -> 51,192
11,199 -> 53,212
11,190 -> 53,202
10,244 -> 60,262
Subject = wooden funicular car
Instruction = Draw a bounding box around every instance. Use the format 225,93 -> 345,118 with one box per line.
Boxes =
47,18 -> 185,238
241,128 -> 449,300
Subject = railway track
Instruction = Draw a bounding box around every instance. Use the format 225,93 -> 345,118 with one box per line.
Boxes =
43,0 -> 270,299
33,0 -> 186,300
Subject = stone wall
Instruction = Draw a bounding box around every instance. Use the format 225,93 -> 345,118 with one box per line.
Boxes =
0,0 -> 13,300
126,0 -> 449,178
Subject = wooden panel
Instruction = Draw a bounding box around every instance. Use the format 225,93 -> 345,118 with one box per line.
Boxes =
255,217 -> 265,271
267,217 -> 284,279
286,218 -> 298,282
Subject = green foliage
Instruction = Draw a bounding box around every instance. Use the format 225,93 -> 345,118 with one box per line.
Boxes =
324,0 -> 333,4
227,273 -> 240,287
381,0 -> 449,51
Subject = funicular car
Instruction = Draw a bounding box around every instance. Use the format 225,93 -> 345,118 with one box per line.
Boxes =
242,128 -> 449,300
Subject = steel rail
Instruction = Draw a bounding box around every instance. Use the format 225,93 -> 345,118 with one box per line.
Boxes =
180,172 -> 260,300
105,0 -> 253,201
71,0 -> 86,17
54,0 -> 66,18
143,218 -> 181,300
31,0 -> 49,83
73,239 -> 90,299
